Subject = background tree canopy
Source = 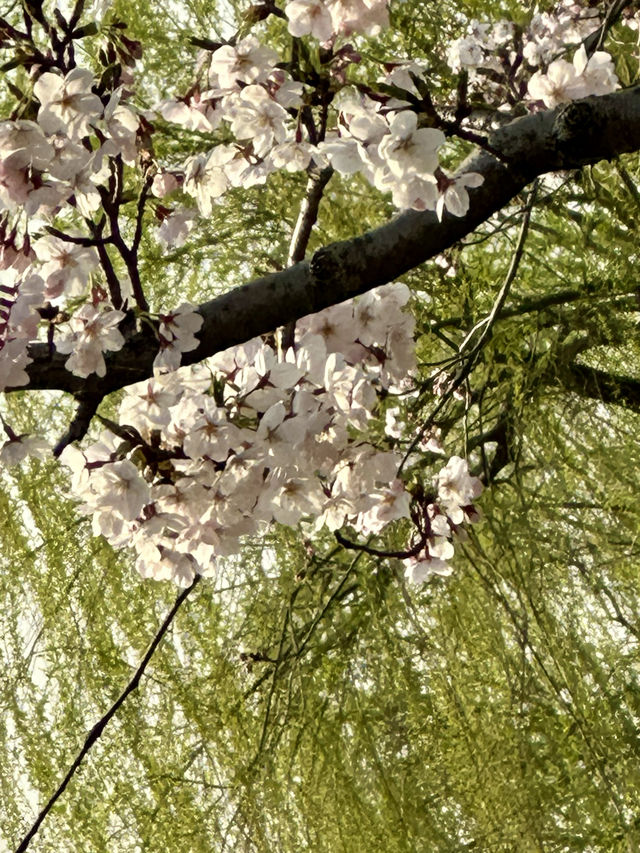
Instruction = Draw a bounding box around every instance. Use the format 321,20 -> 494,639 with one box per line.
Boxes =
3,0 -> 640,851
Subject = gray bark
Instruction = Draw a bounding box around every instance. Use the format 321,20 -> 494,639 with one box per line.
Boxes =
19,86 -> 640,398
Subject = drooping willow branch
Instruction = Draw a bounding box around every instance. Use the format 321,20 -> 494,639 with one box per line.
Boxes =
14,575 -> 201,853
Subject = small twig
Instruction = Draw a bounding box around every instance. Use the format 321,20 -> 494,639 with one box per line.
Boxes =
334,529 -> 426,560
279,166 -> 334,351
458,179 -> 538,356
43,226 -> 112,248
287,166 -> 333,267
52,392 -> 103,456
90,215 -> 123,309
399,183 -> 537,473
14,575 -> 201,853
584,0 -> 629,57
440,120 -> 511,163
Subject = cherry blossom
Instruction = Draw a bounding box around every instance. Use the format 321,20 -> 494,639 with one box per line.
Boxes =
286,0 -> 334,42
209,37 -> 279,91
34,68 -> 104,140
56,304 -> 126,378
378,112 -> 445,179
436,171 -> 484,220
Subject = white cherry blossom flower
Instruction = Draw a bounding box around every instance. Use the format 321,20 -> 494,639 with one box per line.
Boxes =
154,302 -> 203,372
572,45 -> 618,96
34,68 -> 103,140
378,112 -> 445,179
56,304 -> 125,378
91,459 -> 151,521
436,171 -> 484,220
228,86 -> 289,158
269,141 -> 314,173
286,0 -> 334,41
33,234 -> 99,302
209,37 -> 278,91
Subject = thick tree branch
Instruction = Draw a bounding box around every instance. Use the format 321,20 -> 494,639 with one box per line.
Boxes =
559,362 -> 640,412
16,87 -> 640,398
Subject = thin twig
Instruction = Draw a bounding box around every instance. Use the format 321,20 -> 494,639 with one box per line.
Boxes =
280,166 -> 334,350
52,392 -> 103,456
399,182 -> 537,473
584,0 -> 629,56
14,575 -> 201,853
458,179 -> 538,356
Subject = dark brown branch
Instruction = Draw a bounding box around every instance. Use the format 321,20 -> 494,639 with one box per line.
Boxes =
287,166 -> 334,266
52,392 -> 103,456
14,87 -> 640,398
583,0 -> 631,57
559,362 -> 640,412
280,166 -> 334,349
335,529 -> 426,560
14,575 -> 201,853
43,226 -> 113,248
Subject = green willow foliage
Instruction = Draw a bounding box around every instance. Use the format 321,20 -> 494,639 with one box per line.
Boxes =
3,0 -> 640,851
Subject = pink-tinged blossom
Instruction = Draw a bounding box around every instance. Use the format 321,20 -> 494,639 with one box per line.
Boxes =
0,120 -> 54,170
34,68 -> 104,140
285,0 -> 334,41
321,137 -> 367,175
227,86 -> 289,158
404,552 -> 452,584
0,271 -> 45,391
33,234 -> 99,302
378,112 -> 445,179
154,302 -> 203,372
436,456 -> 482,524
267,70 -> 304,109
56,304 -> 125,378
151,172 -> 180,198
209,37 -> 279,91
0,433 -> 49,467
46,135 -> 92,182
528,59 -> 586,106
0,336 -> 32,390
446,36 -> 484,73
159,94 -> 222,133
181,398 -> 243,461
436,171 -> 484,220
101,91 -> 139,164
258,467 -> 325,526
527,44 -> 617,110
328,0 -> 389,37
357,479 -> 411,534
156,208 -> 195,248
184,147 -> 235,215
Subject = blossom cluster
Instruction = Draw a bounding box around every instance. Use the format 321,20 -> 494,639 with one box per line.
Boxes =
157,33 -> 484,221
59,283 -> 482,586
445,1 -> 619,110
2,0 -> 621,397
0,68 -> 138,388
285,0 -> 389,42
